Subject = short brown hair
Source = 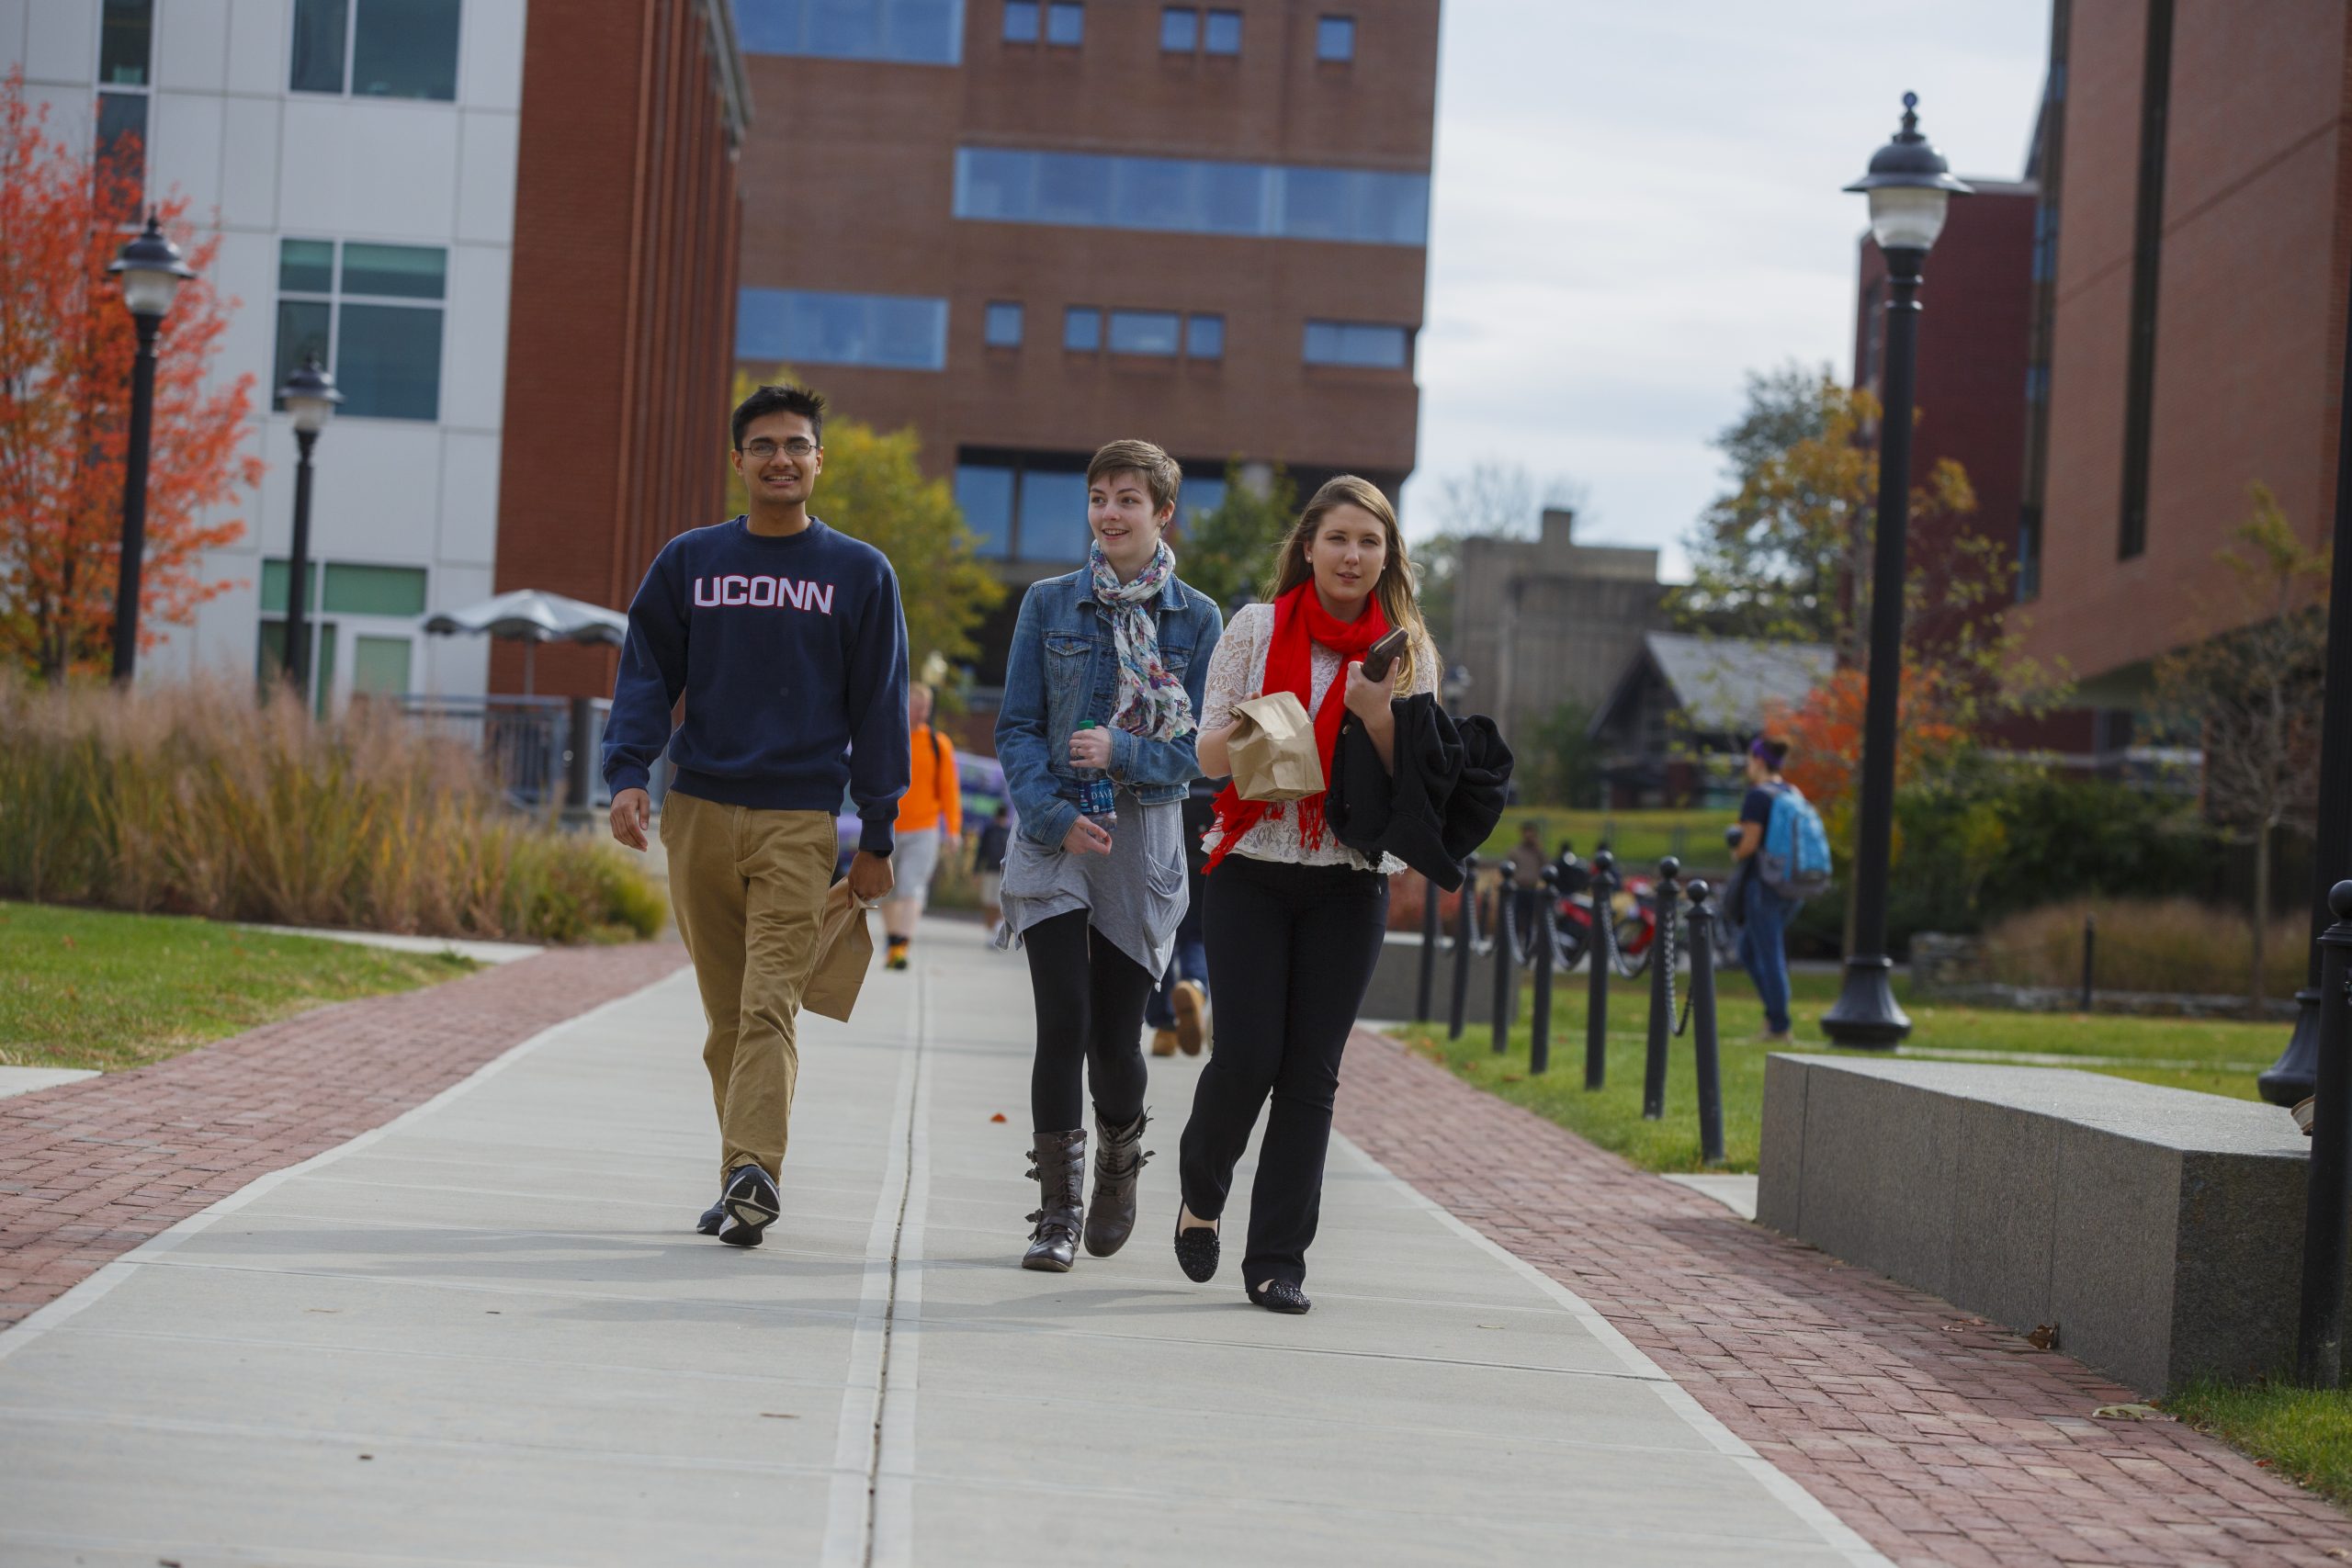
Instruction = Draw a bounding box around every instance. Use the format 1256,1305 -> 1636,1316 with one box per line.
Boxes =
1087,439 -> 1182,518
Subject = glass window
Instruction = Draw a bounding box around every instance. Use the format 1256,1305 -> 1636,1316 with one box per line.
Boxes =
99,0 -> 153,85
954,465 -> 1014,558
984,300 -> 1024,347
1182,473 -> 1227,521
1046,1 -> 1082,44
1017,469 -> 1090,561
1108,310 -> 1180,355
340,243 -> 447,299
351,0 -> 459,99
1002,0 -> 1038,39
337,303 -> 443,418
352,636 -> 413,697
258,619 -> 336,714
713,0 -> 970,62
1160,6 -> 1196,50
953,149 -> 1427,247
323,564 -> 428,615
1186,313 -> 1224,359
1203,8 -> 1240,52
1316,15 -> 1354,61
735,288 -> 950,370
289,0 -> 347,91
259,559 -> 322,615
1303,320 -> 1409,368
96,91 -> 146,189
1062,308 -> 1101,352
272,300 -> 333,409
278,239 -> 334,293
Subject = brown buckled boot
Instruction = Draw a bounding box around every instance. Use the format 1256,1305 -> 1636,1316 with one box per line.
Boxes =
1023,1129 -> 1087,1271
1082,1110 -> 1151,1258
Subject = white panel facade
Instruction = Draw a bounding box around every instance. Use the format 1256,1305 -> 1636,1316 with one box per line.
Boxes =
4,1 -> 526,701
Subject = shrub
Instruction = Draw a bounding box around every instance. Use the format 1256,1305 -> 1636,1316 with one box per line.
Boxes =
1977,897 -> 2306,1001
0,676 -> 665,942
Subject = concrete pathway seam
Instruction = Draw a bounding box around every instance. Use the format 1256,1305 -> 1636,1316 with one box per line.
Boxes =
871,965 -> 934,1568
0,976 -> 669,1368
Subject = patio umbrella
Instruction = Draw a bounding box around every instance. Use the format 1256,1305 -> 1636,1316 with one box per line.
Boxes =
421,589 -> 628,695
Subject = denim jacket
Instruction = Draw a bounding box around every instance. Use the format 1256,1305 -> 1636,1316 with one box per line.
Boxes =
995,569 -> 1223,849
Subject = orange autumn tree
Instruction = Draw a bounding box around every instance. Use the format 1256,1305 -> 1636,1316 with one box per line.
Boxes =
0,68 -> 260,679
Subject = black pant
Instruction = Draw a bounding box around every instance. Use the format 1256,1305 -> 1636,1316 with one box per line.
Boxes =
1023,910 -> 1157,1133
1178,855 -> 1389,1290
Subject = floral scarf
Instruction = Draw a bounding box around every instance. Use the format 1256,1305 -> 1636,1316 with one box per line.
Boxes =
1090,540 -> 1194,743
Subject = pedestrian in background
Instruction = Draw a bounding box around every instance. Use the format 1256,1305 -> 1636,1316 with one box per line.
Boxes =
1143,778 -> 1218,1056
1730,737 -> 1800,1044
883,682 -> 961,972
974,802 -> 1012,934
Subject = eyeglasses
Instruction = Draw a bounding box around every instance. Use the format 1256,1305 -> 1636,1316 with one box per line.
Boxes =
741,437 -> 817,460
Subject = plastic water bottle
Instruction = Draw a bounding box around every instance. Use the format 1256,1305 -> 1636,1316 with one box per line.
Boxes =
1076,722 -> 1116,822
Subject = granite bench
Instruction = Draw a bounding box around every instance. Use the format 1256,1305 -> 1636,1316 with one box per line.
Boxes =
1758,1055 -> 2320,1395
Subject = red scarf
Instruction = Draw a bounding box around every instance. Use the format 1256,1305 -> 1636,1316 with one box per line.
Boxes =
1204,583 -> 1390,873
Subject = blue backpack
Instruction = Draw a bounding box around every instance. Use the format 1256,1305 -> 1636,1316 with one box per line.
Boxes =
1758,782 -> 1832,899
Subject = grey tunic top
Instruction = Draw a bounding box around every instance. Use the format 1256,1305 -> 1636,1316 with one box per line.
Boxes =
996,786 -> 1188,979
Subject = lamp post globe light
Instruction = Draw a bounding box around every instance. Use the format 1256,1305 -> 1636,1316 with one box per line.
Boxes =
105,211 -> 197,684
1818,94 -> 1973,1049
277,353 -> 342,695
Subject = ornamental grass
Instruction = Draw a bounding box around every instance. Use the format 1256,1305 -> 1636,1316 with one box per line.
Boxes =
0,675 -> 664,943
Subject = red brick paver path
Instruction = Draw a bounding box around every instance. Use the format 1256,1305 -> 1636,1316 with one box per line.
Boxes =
1337,1027 -> 2352,1567
0,942 -> 687,1329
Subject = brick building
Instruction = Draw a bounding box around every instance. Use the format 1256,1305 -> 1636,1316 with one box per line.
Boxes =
2010,0 -> 2352,727
729,0 -> 1439,684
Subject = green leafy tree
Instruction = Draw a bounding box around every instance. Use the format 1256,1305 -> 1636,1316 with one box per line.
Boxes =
729,369 -> 1002,675
1525,697 -> 1600,807
1172,460 -> 1296,612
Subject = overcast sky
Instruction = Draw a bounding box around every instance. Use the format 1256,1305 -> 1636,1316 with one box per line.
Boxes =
1399,0 -> 2053,579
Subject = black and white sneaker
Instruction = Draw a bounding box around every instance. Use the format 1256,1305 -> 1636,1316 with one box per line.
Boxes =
695,1193 -> 728,1235
718,1163 -> 780,1247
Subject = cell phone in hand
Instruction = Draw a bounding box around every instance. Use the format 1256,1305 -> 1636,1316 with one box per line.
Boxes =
1358,627 -> 1410,682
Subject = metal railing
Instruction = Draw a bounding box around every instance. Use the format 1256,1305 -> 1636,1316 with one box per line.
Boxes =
388,694 -> 616,812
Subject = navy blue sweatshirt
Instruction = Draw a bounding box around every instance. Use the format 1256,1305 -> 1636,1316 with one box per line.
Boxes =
602,516 -> 910,854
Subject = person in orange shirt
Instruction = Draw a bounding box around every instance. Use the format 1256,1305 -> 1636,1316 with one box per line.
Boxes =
885,682 -> 962,970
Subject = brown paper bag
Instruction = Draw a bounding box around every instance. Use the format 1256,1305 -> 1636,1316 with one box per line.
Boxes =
1229,691 -> 1325,802
803,877 -> 875,1022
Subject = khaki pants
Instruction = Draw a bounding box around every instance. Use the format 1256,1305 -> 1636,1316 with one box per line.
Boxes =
660,791 -> 838,1182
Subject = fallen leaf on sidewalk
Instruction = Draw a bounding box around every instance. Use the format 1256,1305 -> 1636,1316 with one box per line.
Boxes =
2027,1323 -> 2059,1349
989,1112 -> 1007,1123
2091,1403 -> 2170,1421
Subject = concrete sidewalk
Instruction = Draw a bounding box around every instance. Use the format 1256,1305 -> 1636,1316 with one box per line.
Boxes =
0,919 -> 1881,1567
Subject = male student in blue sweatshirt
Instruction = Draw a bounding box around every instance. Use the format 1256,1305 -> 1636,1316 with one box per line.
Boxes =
604,383 -> 910,1248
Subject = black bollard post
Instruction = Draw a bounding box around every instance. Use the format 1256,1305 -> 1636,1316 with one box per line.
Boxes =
1491,873 -> 1518,1051
2081,913 -> 2097,1013
1448,854 -> 1479,1042
1642,857 -> 1681,1121
1584,850 -> 1616,1089
1531,867 -> 1558,1075
1416,872 -> 1442,1021
2296,882 -> 2352,1386
1687,880 -> 1725,1166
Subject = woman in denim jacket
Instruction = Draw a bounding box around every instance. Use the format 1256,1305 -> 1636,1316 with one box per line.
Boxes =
994,440 -> 1222,1273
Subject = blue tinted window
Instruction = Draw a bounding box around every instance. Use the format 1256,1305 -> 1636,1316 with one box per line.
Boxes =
738,0 -> 966,64
1063,308 -> 1101,351
737,288 -> 949,370
1108,310 -> 1180,355
338,302 -> 443,418
1203,8 -> 1239,52
1303,320 -> 1408,368
1160,6 -> 1195,49
985,300 -> 1024,346
1001,0 -> 1037,39
1182,474 -> 1227,520
1046,1 -> 1082,44
1317,15 -> 1354,60
955,465 -> 1014,557
1018,469 -> 1091,560
953,148 -> 1427,247
1186,313 -> 1224,359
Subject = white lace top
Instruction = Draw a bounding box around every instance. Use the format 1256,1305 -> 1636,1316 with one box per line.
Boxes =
1198,602 -> 1442,873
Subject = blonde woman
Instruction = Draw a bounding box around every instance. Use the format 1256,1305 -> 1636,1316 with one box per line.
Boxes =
1174,476 -> 1441,1313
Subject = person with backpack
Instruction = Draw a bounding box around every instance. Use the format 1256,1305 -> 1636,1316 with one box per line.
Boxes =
1729,736 -> 1829,1043
883,682 -> 962,971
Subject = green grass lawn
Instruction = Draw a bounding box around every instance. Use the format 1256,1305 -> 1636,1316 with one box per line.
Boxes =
1399,967 -> 2285,1175
1475,807 -> 1730,868
0,900 -> 478,1073
2167,1381 -> 2352,1508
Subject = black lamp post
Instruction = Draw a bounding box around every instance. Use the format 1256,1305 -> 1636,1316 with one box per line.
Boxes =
1819,94 -> 1973,1049
277,354 -> 342,695
2260,243 -> 2352,1106
105,211 -> 196,684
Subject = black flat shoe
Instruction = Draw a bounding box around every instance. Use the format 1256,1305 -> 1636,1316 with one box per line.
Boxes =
1173,1211 -> 1220,1283
1249,1280 -> 1310,1314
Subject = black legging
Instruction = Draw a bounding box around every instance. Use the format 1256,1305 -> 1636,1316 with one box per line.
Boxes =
1023,909 -> 1158,1133
1178,854 -> 1389,1290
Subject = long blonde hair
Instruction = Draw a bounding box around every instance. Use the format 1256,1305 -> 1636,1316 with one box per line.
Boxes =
1264,475 -> 1433,690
